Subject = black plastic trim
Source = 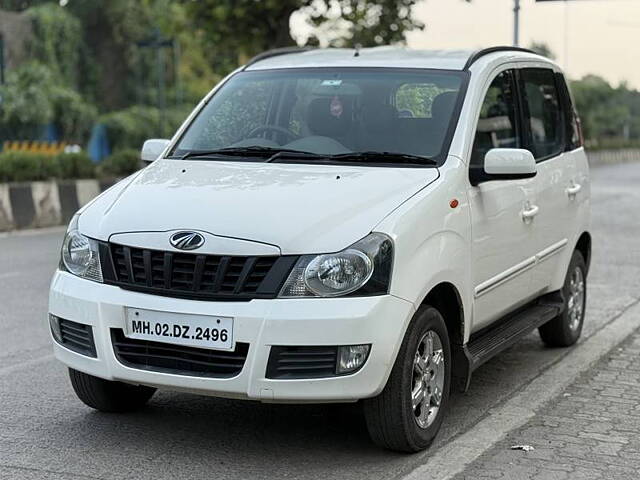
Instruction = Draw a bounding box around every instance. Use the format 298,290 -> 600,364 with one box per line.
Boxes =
454,293 -> 564,392
463,46 -> 537,71
54,318 -> 97,358
469,167 -> 537,186
111,329 -> 249,378
100,241 -> 298,302
243,47 -> 315,69
266,345 -> 370,379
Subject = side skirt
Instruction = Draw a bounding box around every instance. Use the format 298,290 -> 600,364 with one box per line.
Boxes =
452,291 -> 565,392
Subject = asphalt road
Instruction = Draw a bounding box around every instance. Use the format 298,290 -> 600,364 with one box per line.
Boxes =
1,161 -> 640,480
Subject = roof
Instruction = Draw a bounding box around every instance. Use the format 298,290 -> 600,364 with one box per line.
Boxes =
244,46 -> 544,72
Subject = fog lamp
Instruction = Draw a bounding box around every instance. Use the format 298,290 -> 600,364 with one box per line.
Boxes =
337,344 -> 371,374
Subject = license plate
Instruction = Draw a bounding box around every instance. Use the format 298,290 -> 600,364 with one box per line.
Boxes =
124,308 -> 234,351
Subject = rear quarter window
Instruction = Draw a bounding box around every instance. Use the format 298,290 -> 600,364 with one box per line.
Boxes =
556,73 -> 583,150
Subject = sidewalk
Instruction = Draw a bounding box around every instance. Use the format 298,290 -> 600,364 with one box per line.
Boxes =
453,329 -> 640,480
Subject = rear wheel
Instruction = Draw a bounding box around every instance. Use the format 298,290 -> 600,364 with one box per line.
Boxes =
539,250 -> 587,347
69,368 -> 156,413
363,305 -> 451,452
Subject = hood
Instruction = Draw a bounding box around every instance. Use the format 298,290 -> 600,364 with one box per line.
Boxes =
79,159 -> 440,254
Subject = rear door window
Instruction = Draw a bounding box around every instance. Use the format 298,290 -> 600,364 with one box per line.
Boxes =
519,68 -> 564,160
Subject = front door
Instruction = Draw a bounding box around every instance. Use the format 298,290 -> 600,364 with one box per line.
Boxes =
468,69 -> 539,332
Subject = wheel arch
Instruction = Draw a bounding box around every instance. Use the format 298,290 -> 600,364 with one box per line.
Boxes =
575,231 -> 592,274
421,282 -> 464,346
421,282 -> 471,392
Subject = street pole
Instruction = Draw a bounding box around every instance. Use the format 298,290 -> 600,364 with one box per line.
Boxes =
0,34 -> 5,85
137,28 -> 174,138
563,0 -> 569,70
156,32 -> 166,136
513,0 -> 521,46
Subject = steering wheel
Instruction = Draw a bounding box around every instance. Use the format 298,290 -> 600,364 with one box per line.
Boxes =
247,125 -> 299,143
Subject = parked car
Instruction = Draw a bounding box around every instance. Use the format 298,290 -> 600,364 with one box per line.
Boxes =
49,46 -> 590,452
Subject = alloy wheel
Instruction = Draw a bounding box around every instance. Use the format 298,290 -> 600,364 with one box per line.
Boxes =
411,330 -> 445,429
567,266 -> 585,331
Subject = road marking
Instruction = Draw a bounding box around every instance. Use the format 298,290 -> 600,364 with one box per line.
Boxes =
401,298 -> 640,480
0,354 -> 54,377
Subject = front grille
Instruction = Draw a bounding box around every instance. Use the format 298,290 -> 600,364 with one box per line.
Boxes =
99,242 -> 298,301
58,318 -> 97,358
111,329 -> 249,378
266,346 -> 339,379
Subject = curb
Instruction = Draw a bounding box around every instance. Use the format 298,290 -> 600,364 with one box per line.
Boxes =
0,179 -> 116,232
400,298 -> 640,480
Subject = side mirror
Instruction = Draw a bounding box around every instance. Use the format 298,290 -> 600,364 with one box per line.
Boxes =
141,139 -> 171,163
471,148 -> 537,185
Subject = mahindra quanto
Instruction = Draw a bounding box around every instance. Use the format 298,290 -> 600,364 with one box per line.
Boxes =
50,46 -> 590,452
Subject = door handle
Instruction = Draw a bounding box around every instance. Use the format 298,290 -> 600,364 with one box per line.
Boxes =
566,182 -> 582,198
522,203 -> 540,221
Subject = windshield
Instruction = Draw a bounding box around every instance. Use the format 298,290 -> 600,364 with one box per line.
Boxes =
171,68 -> 467,165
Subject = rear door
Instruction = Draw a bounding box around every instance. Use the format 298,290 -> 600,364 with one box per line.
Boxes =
517,67 -> 575,294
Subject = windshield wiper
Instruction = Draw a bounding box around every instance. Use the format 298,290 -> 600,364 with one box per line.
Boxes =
265,150 -> 437,166
181,146 -> 307,160
181,147 -> 437,166
327,151 -> 438,166
263,150 -> 326,163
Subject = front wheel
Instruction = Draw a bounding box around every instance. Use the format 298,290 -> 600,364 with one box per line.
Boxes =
539,250 -> 587,347
363,305 -> 451,452
69,368 -> 156,413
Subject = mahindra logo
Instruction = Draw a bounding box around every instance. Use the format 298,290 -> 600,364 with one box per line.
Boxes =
170,231 -> 205,251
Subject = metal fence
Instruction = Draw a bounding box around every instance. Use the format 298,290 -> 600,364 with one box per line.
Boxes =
587,149 -> 640,166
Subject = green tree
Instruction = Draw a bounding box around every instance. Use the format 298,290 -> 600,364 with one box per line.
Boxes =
181,0 -> 429,74
65,0 -> 156,110
180,0 -> 302,74
303,0 -> 425,48
0,62 -> 96,142
26,3 -> 84,88
571,75 -> 640,144
528,41 -> 555,60
0,0 -> 48,11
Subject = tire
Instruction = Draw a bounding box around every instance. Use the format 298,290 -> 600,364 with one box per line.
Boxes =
68,368 -> 156,413
363,305 -> 451,452
539,250 -> 587,347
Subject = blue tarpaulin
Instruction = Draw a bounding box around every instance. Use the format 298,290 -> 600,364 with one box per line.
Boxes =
87,123 -> 110,163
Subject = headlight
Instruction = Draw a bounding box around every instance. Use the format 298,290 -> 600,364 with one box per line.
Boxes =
60,216 -> 103,283
279,233 -> 393,298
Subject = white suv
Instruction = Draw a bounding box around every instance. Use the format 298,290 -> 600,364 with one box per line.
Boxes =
49,46 -> 590,452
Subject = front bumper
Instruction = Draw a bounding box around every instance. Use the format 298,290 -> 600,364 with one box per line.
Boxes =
49,271 -> 414,402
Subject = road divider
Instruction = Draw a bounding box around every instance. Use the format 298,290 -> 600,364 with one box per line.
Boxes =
0,179 -> 115,231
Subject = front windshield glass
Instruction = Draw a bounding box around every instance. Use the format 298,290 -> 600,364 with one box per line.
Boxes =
171,68 -> 467,164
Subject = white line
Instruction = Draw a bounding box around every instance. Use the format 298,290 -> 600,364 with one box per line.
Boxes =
402,299 -> 640,480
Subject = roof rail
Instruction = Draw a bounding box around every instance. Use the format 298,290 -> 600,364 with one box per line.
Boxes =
244,47 -> 315,69
463,46 -> 537,71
